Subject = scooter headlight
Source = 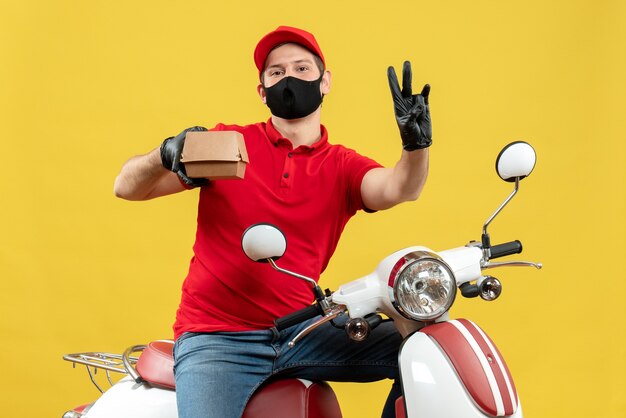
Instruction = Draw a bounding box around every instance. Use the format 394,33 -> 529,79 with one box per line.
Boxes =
389,251 -> 457,321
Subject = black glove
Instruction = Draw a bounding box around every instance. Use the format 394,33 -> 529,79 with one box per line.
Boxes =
160,126 -> 209,188
387,61 -> 432,151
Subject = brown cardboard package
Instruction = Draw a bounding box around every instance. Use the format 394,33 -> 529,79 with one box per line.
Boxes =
181,131 -> 249,180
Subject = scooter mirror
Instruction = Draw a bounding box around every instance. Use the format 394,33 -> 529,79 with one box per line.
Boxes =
241,223 -> 287,262
495,141 -> 536,182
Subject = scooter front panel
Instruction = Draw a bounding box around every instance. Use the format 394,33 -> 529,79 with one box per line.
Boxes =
399,333 -> 490,417
419,319 -> 519,417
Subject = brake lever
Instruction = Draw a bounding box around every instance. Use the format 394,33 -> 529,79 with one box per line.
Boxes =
288,305 -> 346,348
482,260 -> 543,269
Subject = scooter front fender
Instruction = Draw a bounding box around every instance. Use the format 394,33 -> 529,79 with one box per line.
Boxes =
399,319 -> 522,418
84,377 -> 178,418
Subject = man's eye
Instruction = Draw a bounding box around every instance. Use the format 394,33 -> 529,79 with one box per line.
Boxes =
269,70 -> 284,77
297,66 -> 309,72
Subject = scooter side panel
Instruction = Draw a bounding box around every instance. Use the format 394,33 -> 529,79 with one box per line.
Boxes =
85,377 -> 178,418
399,331 -> 522,417
420,319 -> 519,416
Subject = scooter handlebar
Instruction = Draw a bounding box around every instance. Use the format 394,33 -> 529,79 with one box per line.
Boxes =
274,304 -> 323,331
490,240 -> 523,259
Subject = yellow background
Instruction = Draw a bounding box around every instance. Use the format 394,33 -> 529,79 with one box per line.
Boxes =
1,0 -> 625,417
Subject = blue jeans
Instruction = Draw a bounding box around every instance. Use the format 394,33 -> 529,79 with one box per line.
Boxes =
173,317 -> 402,418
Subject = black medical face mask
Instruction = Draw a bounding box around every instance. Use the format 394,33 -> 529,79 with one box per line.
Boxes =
263,75 -> 324,120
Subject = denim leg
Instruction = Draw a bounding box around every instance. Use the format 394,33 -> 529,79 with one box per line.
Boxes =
172,319 -> 403,418
173,331 -> 276,418
273,317 -> 402,418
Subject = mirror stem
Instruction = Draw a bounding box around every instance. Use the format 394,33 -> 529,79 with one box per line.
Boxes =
268,259 -> 317,286
482,177 -> 520,259
267,258 -> 328,307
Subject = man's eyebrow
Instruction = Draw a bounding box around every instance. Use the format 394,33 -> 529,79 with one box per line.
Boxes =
267,58 -> 315,69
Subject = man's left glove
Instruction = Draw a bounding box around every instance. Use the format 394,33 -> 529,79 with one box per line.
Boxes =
388,61 -> 432,151
160,126 -> 209,188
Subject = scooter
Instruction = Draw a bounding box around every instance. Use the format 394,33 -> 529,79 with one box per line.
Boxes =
63,141 -> 541,418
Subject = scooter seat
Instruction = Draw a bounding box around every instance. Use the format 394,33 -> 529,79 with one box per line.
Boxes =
135,340 -> 176,389
135,341 -> 342,417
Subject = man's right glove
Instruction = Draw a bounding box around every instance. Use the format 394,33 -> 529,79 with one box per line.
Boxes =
160,126 -> 209,188
388,61 -> 432,151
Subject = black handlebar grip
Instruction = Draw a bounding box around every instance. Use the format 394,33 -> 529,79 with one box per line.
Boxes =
490,240 -> 523,259
274,304 -> 322,331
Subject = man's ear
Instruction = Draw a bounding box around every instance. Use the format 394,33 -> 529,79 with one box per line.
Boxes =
321,70 -> 332,95
257,83 -> 267,104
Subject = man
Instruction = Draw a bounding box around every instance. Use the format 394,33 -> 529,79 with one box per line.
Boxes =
114,26 -> 432,418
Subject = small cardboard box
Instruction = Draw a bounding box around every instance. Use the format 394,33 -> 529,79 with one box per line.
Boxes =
181,131 -> 249,180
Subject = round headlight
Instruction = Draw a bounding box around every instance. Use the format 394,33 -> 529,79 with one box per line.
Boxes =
389,251 -> 457,321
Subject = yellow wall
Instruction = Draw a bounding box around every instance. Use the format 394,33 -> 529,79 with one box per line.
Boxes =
1,1 -> 624,416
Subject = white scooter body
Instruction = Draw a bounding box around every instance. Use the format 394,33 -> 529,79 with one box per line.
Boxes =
332,245 -> 523,417
83,377 -> 177,418
76,243 -> 523,418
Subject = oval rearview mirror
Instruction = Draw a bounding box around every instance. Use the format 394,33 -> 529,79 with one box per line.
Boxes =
241,223 -> 287,262
495,141 -> 537,182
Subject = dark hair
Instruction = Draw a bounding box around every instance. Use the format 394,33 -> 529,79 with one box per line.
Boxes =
260,43 -> 325,84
